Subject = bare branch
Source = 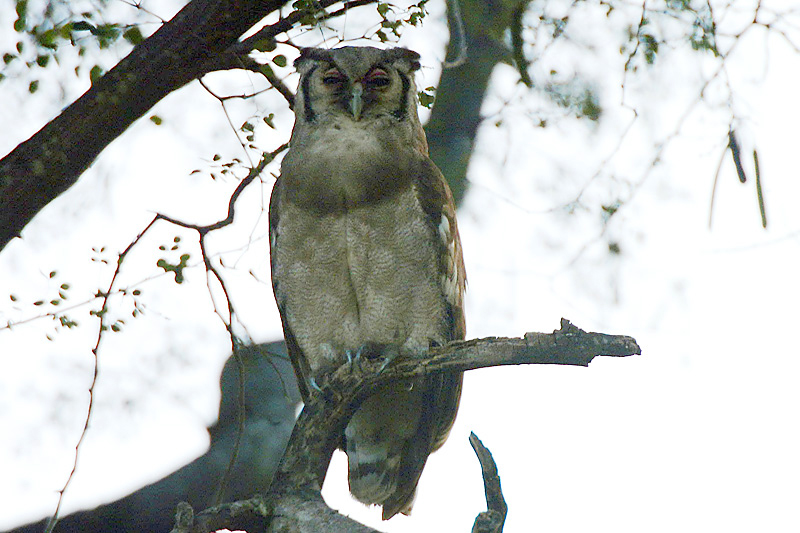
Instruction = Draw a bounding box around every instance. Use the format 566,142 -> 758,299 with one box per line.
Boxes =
470,432 -> 507,533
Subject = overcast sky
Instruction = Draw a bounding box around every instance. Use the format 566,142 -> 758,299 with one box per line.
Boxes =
1,1 -> 799,532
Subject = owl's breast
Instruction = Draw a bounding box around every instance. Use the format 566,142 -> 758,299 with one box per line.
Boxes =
282,119 -> 418,210
271,183 -> 448,371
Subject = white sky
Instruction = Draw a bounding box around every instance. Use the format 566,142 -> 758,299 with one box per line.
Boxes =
1,1 -> 799,532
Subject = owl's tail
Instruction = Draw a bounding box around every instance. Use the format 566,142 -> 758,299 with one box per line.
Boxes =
344,380 -> 427,519
344,372 -> 461,520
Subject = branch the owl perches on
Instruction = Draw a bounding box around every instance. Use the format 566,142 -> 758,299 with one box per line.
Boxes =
170,319 -> 641,533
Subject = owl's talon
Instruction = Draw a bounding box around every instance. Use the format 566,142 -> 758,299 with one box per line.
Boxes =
308,376 -> 323,394
346,346 -> 369,372
377,346 -> 401,374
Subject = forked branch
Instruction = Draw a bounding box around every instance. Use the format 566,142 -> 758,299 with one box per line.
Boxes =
171,319 -> 641,533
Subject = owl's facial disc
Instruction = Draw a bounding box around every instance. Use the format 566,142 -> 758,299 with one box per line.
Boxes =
318,64 -> 394,121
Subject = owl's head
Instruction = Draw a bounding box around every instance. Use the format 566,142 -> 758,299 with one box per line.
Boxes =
293,46 -> 422,125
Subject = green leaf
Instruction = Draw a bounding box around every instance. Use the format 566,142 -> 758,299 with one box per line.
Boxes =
95,24 -> 121,48
157,254 -> 191,284
418,87 -> 435,109
89,65 -> 104,84
71,20 -> 96,32
252,38 -> 277,53
642,34 -> 658,65
15,0 -> 28,18
272,54 -> 287,67
36,54 -> 49,67
150,115 -> 162,125
122,26 -> 144,46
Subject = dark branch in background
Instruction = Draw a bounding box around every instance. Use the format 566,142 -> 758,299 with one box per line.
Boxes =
708,128 -> 768,229
172,319 -> 641,533
9,343 -> 301,533
510,2 -> 532,88
425,0 -> 532,204
443,0 -> 468,67
754,149 -> 766,228
469,432 -> 507,533
728,129 -> 747,183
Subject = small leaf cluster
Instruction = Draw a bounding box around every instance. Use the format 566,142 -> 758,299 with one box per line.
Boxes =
255,52 -> 288,82
2,1 -> 145,88
156,237 -> 191,284
375,1 -> 429,42
191,156 -> 245,181
543,74 -> 602,122
418,86 -> 435,109
291,0 -> 325,27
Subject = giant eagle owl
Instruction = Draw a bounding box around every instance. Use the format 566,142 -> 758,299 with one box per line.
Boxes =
269,46 -> 466,520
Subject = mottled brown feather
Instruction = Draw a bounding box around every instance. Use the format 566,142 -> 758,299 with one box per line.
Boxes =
269,46 -> 466,520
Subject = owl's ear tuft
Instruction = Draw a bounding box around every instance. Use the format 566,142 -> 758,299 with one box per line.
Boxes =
388,48 -> 421,73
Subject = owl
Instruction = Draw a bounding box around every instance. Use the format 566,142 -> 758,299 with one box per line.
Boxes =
269,46 -> 466,520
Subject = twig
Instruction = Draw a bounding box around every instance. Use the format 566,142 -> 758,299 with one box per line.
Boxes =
728,129 -> 747,183
470,432 -> 507,533
754,149 -> 767,228
44,216 -> 162,533
46,148 -> 285,531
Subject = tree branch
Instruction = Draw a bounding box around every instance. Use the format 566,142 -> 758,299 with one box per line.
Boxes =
0,0 -> 381,252
174,319 -> 640,532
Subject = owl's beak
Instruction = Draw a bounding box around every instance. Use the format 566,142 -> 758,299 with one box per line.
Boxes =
350,82 -> 364,120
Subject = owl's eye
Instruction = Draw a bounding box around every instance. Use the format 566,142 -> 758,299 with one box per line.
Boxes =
364,69 -> 390,88
322,68 -> 346,86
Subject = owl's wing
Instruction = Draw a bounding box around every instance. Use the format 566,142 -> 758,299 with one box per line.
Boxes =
269,175 -> 313,403
380,157 -> 467,520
